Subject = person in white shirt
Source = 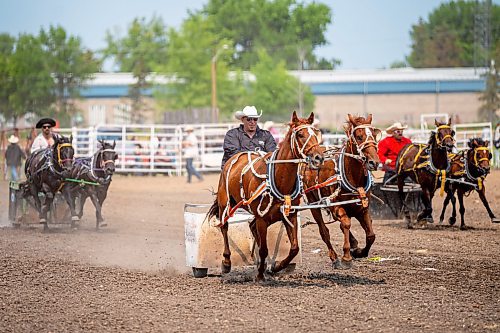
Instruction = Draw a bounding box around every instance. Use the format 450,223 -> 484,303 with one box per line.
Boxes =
182,126 -> 203,183
30,118 -> 57,153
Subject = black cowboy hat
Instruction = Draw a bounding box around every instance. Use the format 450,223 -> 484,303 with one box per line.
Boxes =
36,118 -> 56,129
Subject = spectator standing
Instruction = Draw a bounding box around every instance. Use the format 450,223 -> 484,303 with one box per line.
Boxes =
5,135 -> 26,181
182,126 -> 203,183
378,122 -> 412,185
221,106 -> 277,168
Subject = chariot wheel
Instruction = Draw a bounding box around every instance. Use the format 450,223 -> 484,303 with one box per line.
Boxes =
192,267 -> 208,278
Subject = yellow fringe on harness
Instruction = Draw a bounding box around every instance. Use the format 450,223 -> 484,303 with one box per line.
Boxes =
439,170 -> 446,197
283,195 -> 292,216
477,178 -> 483,191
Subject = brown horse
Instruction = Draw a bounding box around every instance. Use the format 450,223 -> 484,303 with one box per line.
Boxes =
396,119 -> 455,227
207,111 -> 324,282
24,134 -> 77,230
303,114 -> 381,268
439,138 -> 499,229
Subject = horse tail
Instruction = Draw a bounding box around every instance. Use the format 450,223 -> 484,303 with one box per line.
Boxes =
206,197 -> 220,222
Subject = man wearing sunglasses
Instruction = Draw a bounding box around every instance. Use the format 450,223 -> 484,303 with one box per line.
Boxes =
221,105 -> 277,168
378,122 -> 412,185
30,118 -> 57,153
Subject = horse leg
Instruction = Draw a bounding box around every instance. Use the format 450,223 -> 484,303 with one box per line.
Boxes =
439,189 -> 452,224
351,209 -> 376,259
477,186 -> 500,223
62,186 -> 79,225
220,220 -> 232,274
88,190 -> 104,229
311,207 -> 338,264
271,214 -> 299,274
255,217 -> 269,282
397,175 -> 412,228
417,187 -> 433,224
30,183 -> 42,218
448,190 -> 457,225
78,192 -> 88,219
349,231 -> 359,254
457,189 -> 467,230
333,208 -> 352,269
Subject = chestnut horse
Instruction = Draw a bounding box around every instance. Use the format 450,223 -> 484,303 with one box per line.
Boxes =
69,140 -> 118,229
303,114 -> 381,268
396,119 -> 455,227
207,111 -> 324,282
24,134 -> 77,230
438,138 -> 499,229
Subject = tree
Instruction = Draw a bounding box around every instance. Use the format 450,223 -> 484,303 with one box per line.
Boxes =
249,49 -> 314,121
156,13 -> 243,119
7,34 -> 55,125
39,25 -> 100,126
104,16 -> 168,123
478,61 -> 499,123
202,0 -> 335,70
0,33 -> 16,124
408,1 -> 500,68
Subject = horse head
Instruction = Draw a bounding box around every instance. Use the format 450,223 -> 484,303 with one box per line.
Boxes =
433,118 -> 455,151
467,138 -> 492,175
53,134 -> 74,171
97,139 -> 118,176
288,111 -> 324,169
344,114 -> 381,171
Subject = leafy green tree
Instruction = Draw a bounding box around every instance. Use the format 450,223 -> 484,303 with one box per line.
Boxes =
408,1 -> 500,68
104,16 -> 168,123
478,62 -> 499,123
202,0 -> 335,70
39,25 -> 100,126
7,34 -> 55,125
249,49 -> 314,122
156,13 -> 243,119
0,33 -> 16,124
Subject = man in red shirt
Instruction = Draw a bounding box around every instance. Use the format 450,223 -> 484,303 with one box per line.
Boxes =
378,122 -> 412,185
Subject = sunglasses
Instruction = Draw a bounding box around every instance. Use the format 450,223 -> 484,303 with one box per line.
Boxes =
245,117 -> 258,122
393,130 -> 403,134
42,125 -> 52,129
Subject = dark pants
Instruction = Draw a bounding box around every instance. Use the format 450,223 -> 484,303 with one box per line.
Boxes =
186,158 -> 203,183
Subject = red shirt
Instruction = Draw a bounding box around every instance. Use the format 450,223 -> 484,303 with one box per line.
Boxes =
377,135 -> 412,170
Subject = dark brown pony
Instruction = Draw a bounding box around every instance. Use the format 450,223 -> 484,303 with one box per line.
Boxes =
396,119 -> 455,227
207,111 -> 324,282
24,134 -> 77,230
439,138 -> 499,229
303,114 -> 381,268
69,140 -> 118,229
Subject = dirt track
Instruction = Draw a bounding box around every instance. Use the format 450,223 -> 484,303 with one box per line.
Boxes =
0,172 -> 499,332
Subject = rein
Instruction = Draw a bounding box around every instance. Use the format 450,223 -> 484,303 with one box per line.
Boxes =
57,143 -> 74,166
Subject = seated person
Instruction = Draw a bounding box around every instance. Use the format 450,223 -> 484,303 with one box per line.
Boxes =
378,122 -> 412,185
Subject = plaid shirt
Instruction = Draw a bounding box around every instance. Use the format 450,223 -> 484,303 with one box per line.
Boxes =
221,125 -> 277,168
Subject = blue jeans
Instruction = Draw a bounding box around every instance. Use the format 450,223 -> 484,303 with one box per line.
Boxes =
7,165 -> 19,181
186,158 -> 203,183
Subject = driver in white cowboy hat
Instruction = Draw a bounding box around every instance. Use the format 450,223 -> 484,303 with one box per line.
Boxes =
378,121 -> 412,185
30,117 -> 58,153
221,105 -> 277,168
5,134 -> 26,181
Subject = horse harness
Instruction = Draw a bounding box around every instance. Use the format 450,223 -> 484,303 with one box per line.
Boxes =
220,124 -> 321,227
446,146 -> 491,191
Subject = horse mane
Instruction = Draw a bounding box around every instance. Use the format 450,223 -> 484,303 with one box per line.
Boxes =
467,137 -> 486,148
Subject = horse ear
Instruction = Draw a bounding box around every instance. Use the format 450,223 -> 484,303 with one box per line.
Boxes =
447,118 -> 452,126
52,134 -> 59,144
348,114 -> 355,124
485,140 -> 489,147
291,111 -> 299,123
366,114 -> 373,123
435,119 -> 440,126
69,135 -> 73,143
307,112 -> 315,124
112,140 -> 116,149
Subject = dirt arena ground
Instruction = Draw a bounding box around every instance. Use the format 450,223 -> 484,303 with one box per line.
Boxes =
0,171 -> 499,332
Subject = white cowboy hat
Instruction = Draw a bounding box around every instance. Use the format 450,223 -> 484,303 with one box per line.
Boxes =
386,122 -> 408,134
8,135 -> 19,144
234,106 -> 263,120
184,125 -> 194,132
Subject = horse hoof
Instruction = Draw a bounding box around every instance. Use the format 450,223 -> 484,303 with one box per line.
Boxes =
39,218 -> 47,224
350,248 -> 364,258
333,258 -> 352,270
221,261 -> 231,274
71,216 -> 80,222
448,217 -> 456,225
491,217 -> 500,224
99,221 -> 108,228
255,275 -> 266,284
